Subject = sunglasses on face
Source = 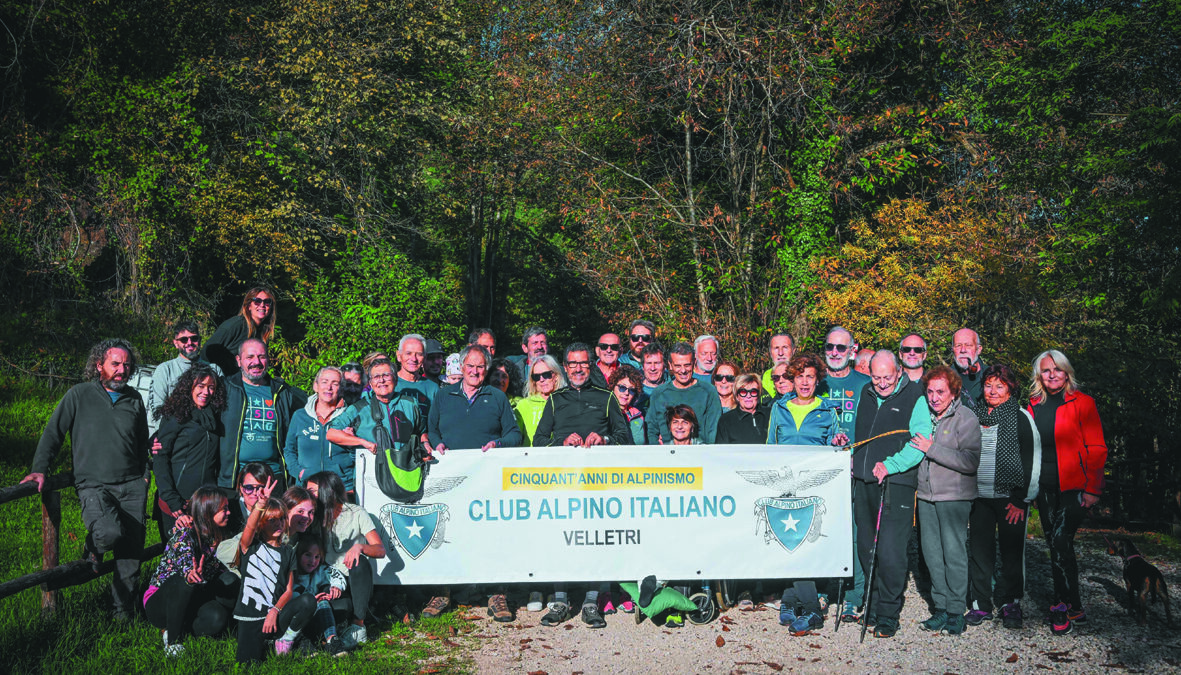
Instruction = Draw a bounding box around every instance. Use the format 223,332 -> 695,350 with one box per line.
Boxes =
737,389 -> 760,398
899,346 -> 926,354
597,343 -> 620,351
615,385 -> 637,396
771,374 -> 790,382
712,374 -> 735,383
629,334 -> 652,343
249,298 -> 274,307
824,343 -> 850,353
531,370 -> 556,382
240,483 -> 262,494
176,336 -> 200,344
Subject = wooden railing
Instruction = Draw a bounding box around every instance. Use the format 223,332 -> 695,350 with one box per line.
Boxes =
0,472 -> 163,615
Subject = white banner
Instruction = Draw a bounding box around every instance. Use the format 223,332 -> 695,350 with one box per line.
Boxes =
356,444 -> 852,585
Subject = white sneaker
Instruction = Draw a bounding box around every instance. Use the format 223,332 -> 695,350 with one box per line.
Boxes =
164,643 -> 184,658
527,592 -> 544,612
340,623 -> 368,648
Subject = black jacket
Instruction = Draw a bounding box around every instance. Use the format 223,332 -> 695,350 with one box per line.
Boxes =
201,315 -> 250,377
716,407 -> 770,445
532,383 -> 633,446
155,407 -> 223,512
852,377 -> 925,487
218,374 -> 307,488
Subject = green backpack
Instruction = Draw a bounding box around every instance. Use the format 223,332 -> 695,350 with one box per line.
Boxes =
365,393 -> 429,504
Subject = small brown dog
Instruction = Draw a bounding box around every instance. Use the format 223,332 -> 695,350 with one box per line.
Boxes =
1106,536 -> 1172,626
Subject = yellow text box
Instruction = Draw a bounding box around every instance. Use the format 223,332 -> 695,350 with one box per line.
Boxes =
502,467 -> 703,491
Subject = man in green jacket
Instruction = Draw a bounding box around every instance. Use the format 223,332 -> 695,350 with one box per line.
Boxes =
23,338 -> 150,621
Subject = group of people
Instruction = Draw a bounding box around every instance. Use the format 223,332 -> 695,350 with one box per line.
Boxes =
20,284 -> 1108,661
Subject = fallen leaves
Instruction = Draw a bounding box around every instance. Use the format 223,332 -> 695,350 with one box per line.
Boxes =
716,636 -> 726,647
1007,654 -> 1019,663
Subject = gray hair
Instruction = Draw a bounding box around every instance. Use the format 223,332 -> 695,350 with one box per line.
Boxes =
315,365 -> 344,383
898,332 -> 927,349
460,344 -> 491,368
694,335 -> 719,351
398,333 -> 426,353
521,326 -> 547,345
83,338 -> 139,381
826,326 -> 854,343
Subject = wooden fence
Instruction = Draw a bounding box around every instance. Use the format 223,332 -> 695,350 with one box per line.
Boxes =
0,472 -> 163,615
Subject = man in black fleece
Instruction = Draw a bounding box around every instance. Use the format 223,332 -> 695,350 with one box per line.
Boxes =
23,338 -> 150,620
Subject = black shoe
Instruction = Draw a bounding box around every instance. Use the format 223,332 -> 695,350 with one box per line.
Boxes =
639,575 -> 658,607
324,637 -> 347,657
540,602 -> 570,627
873,617 -> 899,638
82,535 -> 102,574
581,603 -> 606,629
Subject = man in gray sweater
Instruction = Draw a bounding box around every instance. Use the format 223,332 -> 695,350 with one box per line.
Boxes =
23,338 -> 150,620
646,342 -> 721,444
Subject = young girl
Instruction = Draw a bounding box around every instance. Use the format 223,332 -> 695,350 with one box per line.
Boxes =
293,534 -> 349,657
232,490 -> 317,662
143,486 -> 237,656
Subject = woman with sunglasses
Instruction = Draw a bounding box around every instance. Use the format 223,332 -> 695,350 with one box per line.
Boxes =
716,373 -> 770,444
608,364 -> 646,445
712,360 -> 739,411
513,355 -> 568,444
202,285 -> 278,377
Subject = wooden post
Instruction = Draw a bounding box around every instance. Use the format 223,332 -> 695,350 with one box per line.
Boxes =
40,489 -> 61,617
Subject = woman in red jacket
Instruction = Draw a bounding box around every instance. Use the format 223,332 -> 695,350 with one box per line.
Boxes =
1027,349 -> 1106,636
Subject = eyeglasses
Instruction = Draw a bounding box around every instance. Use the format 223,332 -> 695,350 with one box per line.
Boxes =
240,483 -> 262,494
824,343 -> 850,353
899,346 -> 926,354
597,343 -> 620,351
566,360 -> 590,367
175,336 -> 200,344
737,389 -> 760,398
615,385 -> 637,396
712,374 -> 735,383
249,298 -> 274,307
370,372 -> 394,381
531,370 -> 556,382
629,334 -> 652,343
771,374 -> 790,382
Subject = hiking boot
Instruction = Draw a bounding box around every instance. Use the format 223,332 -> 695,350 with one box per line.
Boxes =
324,637 -> 347,658
1067,605 -> 1087,623
488,594 -> 513,623
639,575 -> 658,607
1049,603 -> 1072,635
789,611 -> 824,636
1000,602 -> 1023,629
341,623 -> 368,648
664,613 -> 684,628
873,616 -> 899,638
526,591 -> 544,612
540,602 -> 570,626
581,603 -> 607,629
779,604 -> 797,627
839,601 -> 859,623
421,595 -> 450,619
964,609 -> 993,626
941,613 -> 966,636
920,610 -> 948,632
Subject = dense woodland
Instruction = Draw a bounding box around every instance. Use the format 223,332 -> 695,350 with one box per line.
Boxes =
0,0 -> 1177,519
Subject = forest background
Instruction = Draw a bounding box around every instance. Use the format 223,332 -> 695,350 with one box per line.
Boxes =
0,0 -> 1177,521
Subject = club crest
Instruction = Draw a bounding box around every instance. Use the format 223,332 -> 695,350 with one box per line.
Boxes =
378,476 -> 467,560
738,466 -> 841,554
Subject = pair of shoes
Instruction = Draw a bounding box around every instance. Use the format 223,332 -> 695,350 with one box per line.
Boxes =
275,639 -> 294,656
1000,602 -> 1023,629
488,594 -> 513,623
619,600 -> 636,614
421,596 -> 450,619
324,636 -> 348,657
341,623 -> 368,648
839,601 -> 859,623
964,608 -> 993,626
779,605 -> 797,627
664,613 -> 683,628
540,602 -> 570,626
789,611 -> 824,636
639,575 -> 659,607
1049,602 -> 1072,635
941,613 -> 966,636
873,616 -> 899,638
920,610 -> 948,632
527,592 -> 544,612
736,591 -> 755,611
581,603 -> 607,628
600,592 -> 616,615
1067,605 -> 1087,623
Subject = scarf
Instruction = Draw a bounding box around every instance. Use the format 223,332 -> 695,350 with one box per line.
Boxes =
975,396 -> 1023,493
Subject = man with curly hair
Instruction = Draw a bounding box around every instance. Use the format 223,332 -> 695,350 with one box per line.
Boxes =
23,338 -> 151,621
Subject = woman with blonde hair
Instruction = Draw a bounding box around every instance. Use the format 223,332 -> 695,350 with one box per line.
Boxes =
513,355 -> 567,444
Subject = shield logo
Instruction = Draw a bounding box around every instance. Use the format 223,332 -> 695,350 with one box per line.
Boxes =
754,496 -> 825,553
380,503 -> 448,560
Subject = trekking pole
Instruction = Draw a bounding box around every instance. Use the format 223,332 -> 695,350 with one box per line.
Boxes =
833,577 -> 844,633
860,476 -> 888,644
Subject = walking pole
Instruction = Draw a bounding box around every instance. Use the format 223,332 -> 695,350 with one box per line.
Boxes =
833,577 -> 844,633
860,476 -> 888,644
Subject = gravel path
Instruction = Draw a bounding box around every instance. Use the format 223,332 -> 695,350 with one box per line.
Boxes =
458,532 -> 1180,674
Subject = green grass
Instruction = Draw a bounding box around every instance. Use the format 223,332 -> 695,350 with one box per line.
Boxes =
0,374 -> 472,673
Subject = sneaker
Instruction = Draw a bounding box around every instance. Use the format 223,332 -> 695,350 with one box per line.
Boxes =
789,611 -> 824,636
161,630 -> 169,647
816,594 -> 830,613
341,623 -> 368,648
839,601 -> 859,623
275,639 -> 294,655
737,591 -> 755,611
941,613 -> 966,636
1067,605 -> 1087,623
664,613 -> 684,628
164,643 -> 184,658
540,602 -> 570,626
527,592 -> 544,612
619,600 -> 636,614
324,637 -> 347,658
862,613 -> 878,628
488,594 -> 513,623
1000,602 -> 1023,629
920,610 -> 948,632
600,592 -> 616,615
1049,603 -> 1072,635
873,616 -> 899,638
581,603 -> 607,629
779,604 -> 797,627
421,595 -> 450,619
639,575 -> 658,607
964,609 -> 993,626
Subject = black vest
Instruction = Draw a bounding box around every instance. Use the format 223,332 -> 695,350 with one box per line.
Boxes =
852,377 -> 924,487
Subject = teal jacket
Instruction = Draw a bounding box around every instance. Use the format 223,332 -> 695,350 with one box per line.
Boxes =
767,395 -> 843,446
